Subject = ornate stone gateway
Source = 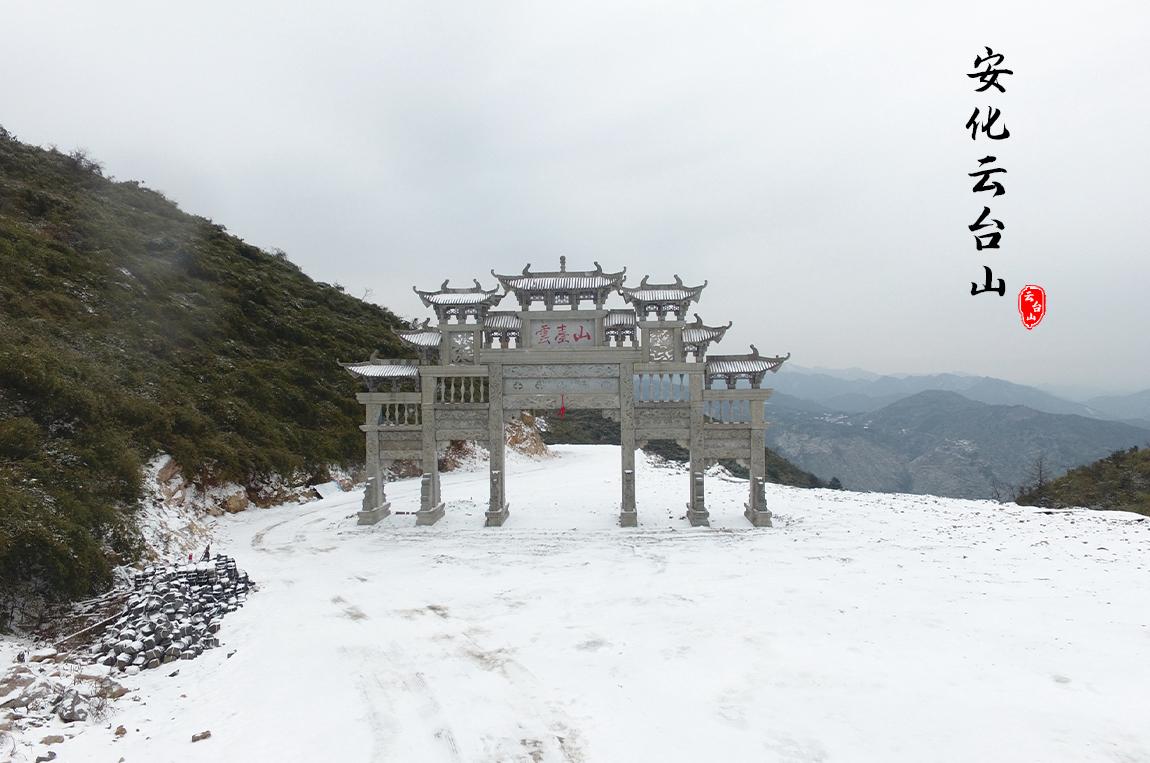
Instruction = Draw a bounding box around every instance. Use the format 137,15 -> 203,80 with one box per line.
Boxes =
343,258 -> 789,528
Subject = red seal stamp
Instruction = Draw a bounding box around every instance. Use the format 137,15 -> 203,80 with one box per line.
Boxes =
1018,285 -> 1046,330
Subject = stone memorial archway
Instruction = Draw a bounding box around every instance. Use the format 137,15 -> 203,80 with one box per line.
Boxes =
343,258 -> 788,528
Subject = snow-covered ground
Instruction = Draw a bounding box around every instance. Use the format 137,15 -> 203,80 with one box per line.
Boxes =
53,445 -> 1150,762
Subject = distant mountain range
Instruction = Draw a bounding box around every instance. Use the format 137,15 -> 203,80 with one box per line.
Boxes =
771,369 -> 1113,418
764,390 -> 1150,499
1085,389 -> 1150,429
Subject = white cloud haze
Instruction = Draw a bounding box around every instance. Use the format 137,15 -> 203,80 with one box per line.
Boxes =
4,0 -> 1148,392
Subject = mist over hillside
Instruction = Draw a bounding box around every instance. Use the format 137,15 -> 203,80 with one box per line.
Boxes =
0,130 -> 405,618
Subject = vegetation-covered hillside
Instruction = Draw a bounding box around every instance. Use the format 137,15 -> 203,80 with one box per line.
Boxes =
1017,446 -> 1150,516
0,128 -> 405,619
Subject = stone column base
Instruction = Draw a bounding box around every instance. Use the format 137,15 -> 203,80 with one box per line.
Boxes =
357,502 -> 391,526
484,504 -> 510,527
686,507 -> 710,527
744,506 -> 773,527
415,503 -> 446,526
619,509 -> 638,528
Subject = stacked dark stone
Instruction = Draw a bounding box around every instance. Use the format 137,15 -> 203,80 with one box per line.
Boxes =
88,554 -> 252,672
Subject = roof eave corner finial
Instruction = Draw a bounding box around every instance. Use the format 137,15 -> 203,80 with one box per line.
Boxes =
692,312 -> 702,326
522,263 -> 532,276
749,344 -> 760,358
673,273 -> 683,286
440,278 -> 450,291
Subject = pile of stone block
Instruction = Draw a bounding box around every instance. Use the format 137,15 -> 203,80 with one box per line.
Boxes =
88,555 -> 252,674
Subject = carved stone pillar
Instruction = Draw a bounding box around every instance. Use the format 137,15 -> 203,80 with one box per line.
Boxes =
485,363 -> 510,526
686,371 -> 709,526
357,403 -> 391,524
744,398 -> 773,527
619,361 -> 637,526
416,375 -> 445,525
356,475 -> 391,525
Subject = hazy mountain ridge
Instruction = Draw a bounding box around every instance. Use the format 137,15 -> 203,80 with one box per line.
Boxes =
765,390 -> 1150,499
1086,388 -> 1150,428
772,368 -> 1111,417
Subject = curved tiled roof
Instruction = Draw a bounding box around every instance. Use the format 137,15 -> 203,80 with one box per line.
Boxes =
682,315 -> 731,346
397,330 -> 441,348
483,312 -> 523,330
705,346 -> 790,378
619,275 -> 706,307
492,260 -> 626,293
424,292 -> 494,305
682,325 -> 725,344
342,363 -> 420,378
605,310 -> 637,327
625,287 -> 697,301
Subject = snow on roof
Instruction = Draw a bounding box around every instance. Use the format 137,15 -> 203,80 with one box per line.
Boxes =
492,259 -> 626,293
483,312 -> 522,330
705,358 -> 783,375
497,274 -> 621,290
682,325 -> 725,344
342,363 -> 419,378
605,310 -> 637,327
423,292 -> 494,305
705,346 -> 789,377
397,330 -> 441,348
624,287 -> 697,301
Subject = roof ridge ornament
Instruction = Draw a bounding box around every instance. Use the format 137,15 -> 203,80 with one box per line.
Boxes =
560,255 -> 566,272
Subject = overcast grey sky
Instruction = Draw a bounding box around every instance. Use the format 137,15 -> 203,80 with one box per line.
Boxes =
5,0 -> 1149,393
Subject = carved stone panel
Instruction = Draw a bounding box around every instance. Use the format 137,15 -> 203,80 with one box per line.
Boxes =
505,377 -> 619,394
433,409 -> 487,428
449,333 -> 476,364
504,364 -> 620,378
635,407 -> 691,429
647,329 -> 675,361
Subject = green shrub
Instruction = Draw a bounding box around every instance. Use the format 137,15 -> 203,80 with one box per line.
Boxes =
0,129 -> 408,620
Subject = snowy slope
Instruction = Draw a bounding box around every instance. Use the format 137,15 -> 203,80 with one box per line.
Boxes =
55,445 -> 1150,762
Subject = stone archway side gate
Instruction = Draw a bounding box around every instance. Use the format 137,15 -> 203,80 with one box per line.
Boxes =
342,259 -> 789,528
